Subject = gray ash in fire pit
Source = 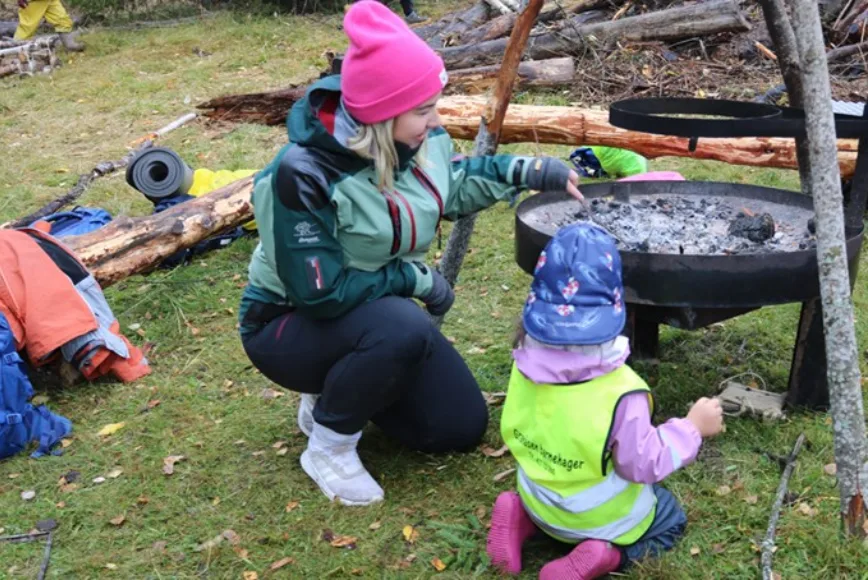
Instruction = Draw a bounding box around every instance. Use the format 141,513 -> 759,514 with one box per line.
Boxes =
538,194 -> 817,255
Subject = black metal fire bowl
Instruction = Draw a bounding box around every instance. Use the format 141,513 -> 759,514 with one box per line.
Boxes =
515,180 -> 864,312
514,179 -> 865,410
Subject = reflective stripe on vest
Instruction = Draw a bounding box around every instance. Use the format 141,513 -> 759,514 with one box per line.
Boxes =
518,466 -> 657,543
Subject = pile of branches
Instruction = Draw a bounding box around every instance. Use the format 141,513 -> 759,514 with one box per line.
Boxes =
412,0 -> 868,104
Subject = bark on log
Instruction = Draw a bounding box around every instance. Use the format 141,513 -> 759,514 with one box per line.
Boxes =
65,177 -> 254,288
437,96 -> 861,178
455,0 -> 606,45
197,59 -> 577,125
826,40 -> 868,62
416,2 -> 494,48
787,0 -> 868,538
447,57 -> 575,94
198,91 -> 861,177
437,0 -> 751,69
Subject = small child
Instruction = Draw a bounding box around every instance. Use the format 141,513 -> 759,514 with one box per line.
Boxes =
487,222 -> 724,579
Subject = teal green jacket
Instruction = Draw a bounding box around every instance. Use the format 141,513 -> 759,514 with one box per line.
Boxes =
240,76 -> 541,328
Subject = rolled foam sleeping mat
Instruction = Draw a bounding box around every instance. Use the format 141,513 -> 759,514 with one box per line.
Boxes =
125,147 -> 194,202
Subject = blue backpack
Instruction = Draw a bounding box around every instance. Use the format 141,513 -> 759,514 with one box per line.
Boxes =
0,312 -> 72,460
33,206 -> 113,238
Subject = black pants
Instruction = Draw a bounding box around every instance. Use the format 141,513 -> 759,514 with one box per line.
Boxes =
241,297 -> 488,453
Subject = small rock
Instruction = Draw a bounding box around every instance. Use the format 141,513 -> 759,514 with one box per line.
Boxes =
807,217 -> 816,234
93,477 -> 106,484
21,490 -> 36,501
36,519 -> 58,532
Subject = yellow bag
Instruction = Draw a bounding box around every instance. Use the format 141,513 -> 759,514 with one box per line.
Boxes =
188,168 -> 258,231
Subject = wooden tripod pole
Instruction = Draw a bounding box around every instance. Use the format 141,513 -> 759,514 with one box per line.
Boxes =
433,0 -> 545,328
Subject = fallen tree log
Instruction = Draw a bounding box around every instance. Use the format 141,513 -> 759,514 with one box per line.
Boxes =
65,176 -> 254,288
437,95 -> 860,178
455,0 -> 605,45
415,1 -> 494,48
447,57 -> 575,94
437,0 -> 751,69
198,90 -> 860,178
197,59 -> 575,125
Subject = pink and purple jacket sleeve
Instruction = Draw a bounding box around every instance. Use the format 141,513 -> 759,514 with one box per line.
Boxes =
608,393 -> 702,484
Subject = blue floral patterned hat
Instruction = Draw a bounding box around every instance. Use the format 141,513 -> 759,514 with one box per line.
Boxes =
523,222 -> 625,345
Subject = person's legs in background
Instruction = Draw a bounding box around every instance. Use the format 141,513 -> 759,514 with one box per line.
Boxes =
15,0 -> 84,51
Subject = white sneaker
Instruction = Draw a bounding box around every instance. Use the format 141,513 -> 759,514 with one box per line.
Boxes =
300,423 -> 384,506
297,393 -> 318,437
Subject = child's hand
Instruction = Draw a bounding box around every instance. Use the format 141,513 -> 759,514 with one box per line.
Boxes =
687,397 -> 724,437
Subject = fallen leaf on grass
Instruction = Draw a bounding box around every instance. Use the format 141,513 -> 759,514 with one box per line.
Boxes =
330,535 -> 358,548
744,495 -> 759,505
712,543 -> 726,554
162,455 -> 186,475
136,495 -> 149,505
772,572 -> 782,580
93,477 -> 106,484
242,572 -> 258,580
403,525 -> 419,543
212,497 -> 221,506
152,541 -> 167,553
144,400 -> 161,411
272,440 -> 287,450
285,501 -> 299,512
261,388 -> 284,400
481,445 -> 509,458
105,563 -> 118,570
107,468 -> 123,479
8,473 -> 20,479
56,501 -> 66,508
431,557 -> 447,572
195,529 -> 240,552
98,422 -> 126,437
234,546 -> 249,559
467,346 -> 487,355
276,448 -> 288,456
60,439 -> 73,448
270,557 -> 295,571
482,392 -> 506,406
690,546 -> 700,556
716,485 -> 732,496
21,490 -> 35,501
369,521 -> 382,531
493,468 -> 516,482
109,515 -> 126,527
797,502 -> 818,517
824,463 -> 837,476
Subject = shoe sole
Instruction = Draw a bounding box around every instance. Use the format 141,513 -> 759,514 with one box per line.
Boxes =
300,450 -> 384,507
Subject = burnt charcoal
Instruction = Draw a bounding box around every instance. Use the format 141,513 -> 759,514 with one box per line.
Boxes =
608,201 -> 622,209
728,213 -> 776,243
807,217 -> 816,234
799,242 -> 808,250
637,199 -> 652,208
621,205 -> 633,215
636,240 -> 650,252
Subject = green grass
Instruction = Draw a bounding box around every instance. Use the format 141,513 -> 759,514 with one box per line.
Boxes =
2,4 -> 868,578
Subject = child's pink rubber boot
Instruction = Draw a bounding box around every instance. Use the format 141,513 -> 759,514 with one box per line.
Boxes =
486,491 -> 537,575
538,539 -> 623,579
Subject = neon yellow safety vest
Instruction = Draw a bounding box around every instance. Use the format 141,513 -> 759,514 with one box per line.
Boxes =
501,363 -> 657,546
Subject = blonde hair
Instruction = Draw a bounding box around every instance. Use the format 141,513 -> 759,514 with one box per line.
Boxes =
346,119 -> 427,191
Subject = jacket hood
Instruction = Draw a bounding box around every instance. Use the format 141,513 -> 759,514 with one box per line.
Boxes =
286,75 -> 422,171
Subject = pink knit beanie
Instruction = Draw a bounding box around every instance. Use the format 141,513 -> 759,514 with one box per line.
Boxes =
341,0 -> 448,125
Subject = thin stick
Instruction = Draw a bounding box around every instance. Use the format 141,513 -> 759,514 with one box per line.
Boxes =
760,433 -> 806,580
2,113 -> 198,229
36,532 -> 53,580
433,0 -> 546,329
0,531 -> 50,543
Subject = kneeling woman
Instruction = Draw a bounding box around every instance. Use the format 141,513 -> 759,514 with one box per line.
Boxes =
238,0 -> 582,506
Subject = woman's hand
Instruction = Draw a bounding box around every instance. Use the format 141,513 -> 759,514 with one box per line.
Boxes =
565,168 -> 583,202
527,157 -> 583,202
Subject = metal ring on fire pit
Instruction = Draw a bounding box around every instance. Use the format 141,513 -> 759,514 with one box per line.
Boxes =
609,98 -> 868,139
